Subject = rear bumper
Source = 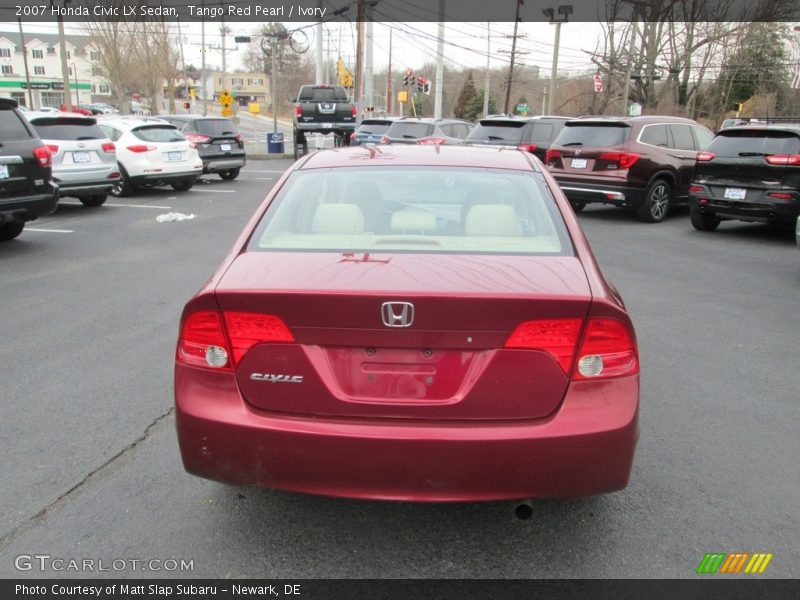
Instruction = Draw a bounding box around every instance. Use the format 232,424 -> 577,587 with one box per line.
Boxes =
295,122 -> 356,135
0,185 -> 58,224
130,171 -> 198,186
555,180 -> 644,205
58,181 -> 115,197
201,156 -> 246,173
175,366 -> 639,501
689,192 -> 800,224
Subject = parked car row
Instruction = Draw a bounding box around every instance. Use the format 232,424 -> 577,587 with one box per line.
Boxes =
0,97 -> 247,241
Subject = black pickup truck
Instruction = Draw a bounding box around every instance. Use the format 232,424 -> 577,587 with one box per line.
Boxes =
292,85 -> 356,160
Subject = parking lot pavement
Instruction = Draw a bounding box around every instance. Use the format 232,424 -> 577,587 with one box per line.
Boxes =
1,173 -> 798,578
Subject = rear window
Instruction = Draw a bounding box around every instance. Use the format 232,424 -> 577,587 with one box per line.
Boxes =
298,87 -> 348,102
0,108 -> 32,140
556,123 -> 629,147
132,125 -> 184,143
386,122 -> 434,139
523,122 -> 559,143
707,130 -> 800,157
192,119 -> 238,136
30,118 -> 105,141
467,122 -> 525,144
248,167 -> 572,256
356,120 -> 393,135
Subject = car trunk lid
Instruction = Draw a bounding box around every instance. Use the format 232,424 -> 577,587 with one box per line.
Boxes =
214,252 -> 592,421
547,121 -> 633,178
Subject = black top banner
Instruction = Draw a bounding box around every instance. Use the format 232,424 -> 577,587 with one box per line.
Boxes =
1,0 -> 799,23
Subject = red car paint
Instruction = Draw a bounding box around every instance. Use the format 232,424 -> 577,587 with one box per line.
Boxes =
174,145 -> 639,501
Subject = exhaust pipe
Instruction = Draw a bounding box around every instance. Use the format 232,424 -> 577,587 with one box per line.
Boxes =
514,500 -> 534,520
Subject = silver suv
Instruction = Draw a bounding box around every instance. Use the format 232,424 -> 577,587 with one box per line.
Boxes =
26,113 -> 119,207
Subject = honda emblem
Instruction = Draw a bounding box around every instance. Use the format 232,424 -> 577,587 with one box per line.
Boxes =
381,302 -> 414,328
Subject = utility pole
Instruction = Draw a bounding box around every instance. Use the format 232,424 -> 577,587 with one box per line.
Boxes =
177,18 -> 189,104
201,0 -> 207,116
56,6 -> 71,110
17,18 -> 33,108
503,0 -> 522,115
365,16 -> 373,108
483,22 -> 490,117
386,27 -> 393,115
434,0 -> 445,118
315,0 -> 324,84
355,0 -> 365,119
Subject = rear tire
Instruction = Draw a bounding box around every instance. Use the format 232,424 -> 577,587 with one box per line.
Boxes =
570,201 -> 586,213
110,168 -> 135,198
0,221 -> 24,241
690,205 -> 721,231
219,168 -> 240,181
79,194 -> 107,207
171,180 -> 194,192
635,178 -> 672,223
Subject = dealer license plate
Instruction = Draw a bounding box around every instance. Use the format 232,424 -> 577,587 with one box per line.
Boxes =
220,143 -> 231,151
571,158 -> 587,169
724,187 -> 746,200
168,152 -> 182,161
73,151 -> 91,163
0,165 -> 8,179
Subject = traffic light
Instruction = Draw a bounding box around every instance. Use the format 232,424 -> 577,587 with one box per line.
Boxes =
409,74 -> 416,89
423,80 -> 431,95
403,69 -> 412,87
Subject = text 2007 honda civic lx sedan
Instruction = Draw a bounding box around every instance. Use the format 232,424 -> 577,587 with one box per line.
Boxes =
174,144 -> 640,502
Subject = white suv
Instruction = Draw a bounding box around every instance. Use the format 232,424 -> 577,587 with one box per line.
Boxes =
98,117 -> 202,196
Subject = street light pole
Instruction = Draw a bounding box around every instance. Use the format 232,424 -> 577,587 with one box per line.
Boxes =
542,4 -> 572,116
503,0 -> 522,115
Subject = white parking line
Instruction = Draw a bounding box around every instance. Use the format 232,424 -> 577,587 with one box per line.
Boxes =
58,201 -> 173,209
254,177 -> 274,180
25,228 -> 73,233
242,169 -> 286,174
188,189 -> 237,194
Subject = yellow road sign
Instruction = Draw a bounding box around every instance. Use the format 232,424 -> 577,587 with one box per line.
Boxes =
221,107 -> 233,117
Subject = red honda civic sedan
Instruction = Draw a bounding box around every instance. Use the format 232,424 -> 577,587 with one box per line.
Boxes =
174,144 -> 639,502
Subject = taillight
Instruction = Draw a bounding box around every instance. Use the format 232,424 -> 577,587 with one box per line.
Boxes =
177,311 -> 231,370
573,318 -> 638,380
696,151 -> 715,162
296,105 -> 303,117
517,143 -> 538,153
351,105 -> 357,117
767,192 -> 794,199
235,133 -> 244,144
545,149 -> 560,164
504,319 -> 583,374
185,133 -> 211,144
688,185 -> 704,193
223,311 -> 294,364
34,146 -> 52,167
177,310 -> 295,369
101,142 -> 115,154
46,144 -> 59,154
380,135 -> 390,145
126,144 -> 156,153
418,137 -> 446,145
765,154 -> 800,166
598,151 -> 640,169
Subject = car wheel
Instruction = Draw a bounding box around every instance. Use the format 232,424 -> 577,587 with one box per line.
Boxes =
636,178 -> 672,223
171,180 -> 194,192
570,201 -> 586,213
0,221 -> 24,241
110,168 -> 135,198
219,168 -> 240,181
690,205 -> 721,231
79,194 -> 108,207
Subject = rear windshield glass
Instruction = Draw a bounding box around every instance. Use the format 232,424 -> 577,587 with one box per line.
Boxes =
525,122 -> 560,143
31,119 -> 105,141
707,130 -> 800,157
386,122 -> 434,139
299,87 -> 348,102
132,126 -> 184,143
192,119 -> 238,136
356,121 -> 393,135
247,167 -> 572,256
556,124 -> 629,147
467,122 -> 525,143
0,108 -> 32,140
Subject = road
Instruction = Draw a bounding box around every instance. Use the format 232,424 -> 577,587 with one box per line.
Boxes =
0,161 -> 797,578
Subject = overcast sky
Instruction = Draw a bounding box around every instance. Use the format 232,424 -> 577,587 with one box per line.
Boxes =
2,20 -> 606,76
